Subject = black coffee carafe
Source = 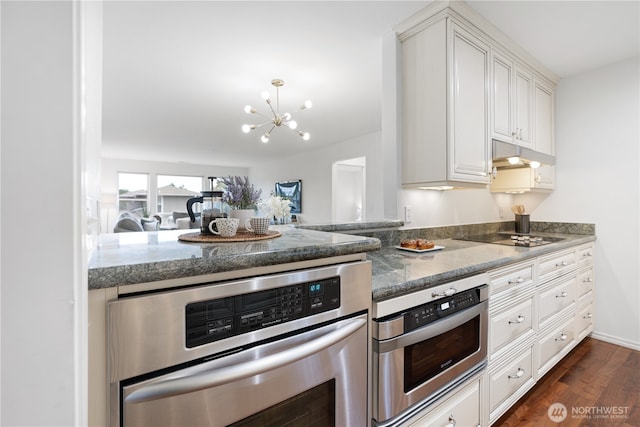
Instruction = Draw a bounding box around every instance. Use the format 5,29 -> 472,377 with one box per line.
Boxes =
186,177 -> 227,234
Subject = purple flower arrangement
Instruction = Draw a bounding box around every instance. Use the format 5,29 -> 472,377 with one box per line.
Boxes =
221,176 -> 262,210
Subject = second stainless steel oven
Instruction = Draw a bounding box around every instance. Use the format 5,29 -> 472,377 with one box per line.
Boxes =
372,274 -> 489,426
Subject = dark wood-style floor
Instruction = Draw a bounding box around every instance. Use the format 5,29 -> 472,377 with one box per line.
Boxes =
494,337 -> 640,427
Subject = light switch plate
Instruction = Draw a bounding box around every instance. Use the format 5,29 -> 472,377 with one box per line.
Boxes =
404,205 -> 413,223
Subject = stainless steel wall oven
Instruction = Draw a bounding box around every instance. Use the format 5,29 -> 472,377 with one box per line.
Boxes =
108,261 -> 371,427
372,274 -> 489,426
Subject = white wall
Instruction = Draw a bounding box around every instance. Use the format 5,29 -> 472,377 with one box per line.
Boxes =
251,131 -> 385,224
1,1 -> 90,425
517,57 -> 640,349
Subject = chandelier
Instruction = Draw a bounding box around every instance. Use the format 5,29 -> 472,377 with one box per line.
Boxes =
242,79 -> 312,143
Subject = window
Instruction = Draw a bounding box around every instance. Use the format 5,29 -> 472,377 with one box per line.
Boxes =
118,172 -> 149,216
157,175 -> 202,214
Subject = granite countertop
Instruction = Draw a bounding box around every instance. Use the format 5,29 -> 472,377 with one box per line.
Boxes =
369,233 -> 596,303
88,225 -> 381,289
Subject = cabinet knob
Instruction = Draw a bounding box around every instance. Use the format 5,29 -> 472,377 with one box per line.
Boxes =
509,315 -> 525,324
508,368 -> 525,379
445,415 -> 457,427
555,332 -> 568,341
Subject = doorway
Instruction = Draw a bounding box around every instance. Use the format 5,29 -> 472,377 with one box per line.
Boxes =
332,157 -> 366,223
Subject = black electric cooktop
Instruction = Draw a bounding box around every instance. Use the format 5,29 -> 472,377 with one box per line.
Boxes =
456,232 -> 565,247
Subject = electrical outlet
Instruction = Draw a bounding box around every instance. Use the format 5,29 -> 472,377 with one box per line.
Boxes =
404,205 -> 413,223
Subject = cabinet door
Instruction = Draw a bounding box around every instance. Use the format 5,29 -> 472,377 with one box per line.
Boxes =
448,22 -> 490,183
492,52 -> 513,143
531,164 -> 555,189
534,80 -> 554,155
514,68 -> 533,148
407,376 -> 481,427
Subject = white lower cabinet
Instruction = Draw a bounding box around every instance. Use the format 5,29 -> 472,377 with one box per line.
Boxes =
485,242 -> 595,425
538,314 -> 576,377
488,340 -> 536,423
406,375 -> 482,427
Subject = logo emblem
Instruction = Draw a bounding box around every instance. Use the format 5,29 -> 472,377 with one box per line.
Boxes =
548,402 -> 568,423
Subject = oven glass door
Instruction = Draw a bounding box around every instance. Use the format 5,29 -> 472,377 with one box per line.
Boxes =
119,314 -> 367,427
404,314 -> 480,392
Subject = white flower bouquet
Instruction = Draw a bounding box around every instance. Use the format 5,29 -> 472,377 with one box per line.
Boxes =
259,194 -> 292,223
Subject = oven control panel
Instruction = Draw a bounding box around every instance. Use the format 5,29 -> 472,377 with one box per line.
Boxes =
404,288 -> 480,332
185,277 -> 340,348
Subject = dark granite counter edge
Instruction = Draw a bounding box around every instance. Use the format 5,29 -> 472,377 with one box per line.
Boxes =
88,238 -> 381,290
371,234 -> 596,302
297,219 -> 404,233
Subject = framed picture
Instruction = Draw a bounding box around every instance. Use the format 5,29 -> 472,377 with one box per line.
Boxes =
275,180 -> 302,214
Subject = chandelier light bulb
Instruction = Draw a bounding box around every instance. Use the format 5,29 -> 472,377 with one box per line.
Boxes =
288,120 -> 298,130
303,100 -> 313,110
283,112 -> 292,121
261,134 -> 270,143
261,91 -> 270,101
244,105 -> 255,114
302,132 -> 310,141
241,124 -> 254,133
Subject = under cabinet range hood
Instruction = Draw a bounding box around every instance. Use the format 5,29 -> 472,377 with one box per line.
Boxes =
492,140 -> 555,169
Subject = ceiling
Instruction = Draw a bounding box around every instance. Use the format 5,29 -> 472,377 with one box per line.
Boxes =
101,1 -> 639,167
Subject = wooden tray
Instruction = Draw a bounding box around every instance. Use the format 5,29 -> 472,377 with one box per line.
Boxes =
178,230 -> 281,243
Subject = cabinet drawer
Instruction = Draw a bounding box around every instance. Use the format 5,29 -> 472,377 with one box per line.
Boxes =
407,376 -> 480,427
538,274 -> 575,327
489,261 -> 535,296
490,294 -> 535,356
577,267 -> 594,298
539,249 -> 576,283
576,298 -> 594,340
489,343 -> 535,415
539,316 -> 575,375
576,243 -> 595,268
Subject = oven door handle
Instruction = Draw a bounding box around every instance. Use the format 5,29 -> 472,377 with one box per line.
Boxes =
125,317 -> 367,404
377,301 -> 486,353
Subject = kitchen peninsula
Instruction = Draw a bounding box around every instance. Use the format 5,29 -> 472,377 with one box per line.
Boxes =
89,220 -> 595,426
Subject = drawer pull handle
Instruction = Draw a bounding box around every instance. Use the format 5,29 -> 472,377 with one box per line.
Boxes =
583,277 -> 593,283
445,415 -> 456,427
432,287 -> 457,298
509,315 -> 525,324
583,252 -> 593,257
508,368 -> 525,379
583,313 -> 593,319
555,260 -> 568,267
508,277 -> 525,284
556,292 -> 568,298
555,332 -> 568,341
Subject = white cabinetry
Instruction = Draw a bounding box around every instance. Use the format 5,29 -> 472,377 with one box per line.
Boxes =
399,16 -> 490,189
490,165 -> 555,193
534,79 -> 555,155
486,260 -> 537,424
514,67 -> 534,148
406,374 -> 483,427
486,242 -> 595,425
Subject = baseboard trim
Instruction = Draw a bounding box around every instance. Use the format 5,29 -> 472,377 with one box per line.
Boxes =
590,332 -> 640,351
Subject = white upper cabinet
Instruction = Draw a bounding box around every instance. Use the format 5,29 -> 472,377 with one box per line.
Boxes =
395,1 -> 558,190
399,17 -> 490,189
534,79 -> 555,155
491,50 -> 535,149
514,67 -> 534,148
